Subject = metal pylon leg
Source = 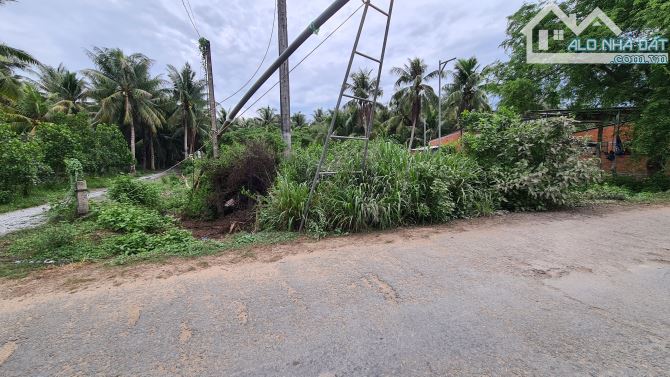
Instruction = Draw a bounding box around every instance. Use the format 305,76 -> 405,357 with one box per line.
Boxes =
299,0 -> 394,232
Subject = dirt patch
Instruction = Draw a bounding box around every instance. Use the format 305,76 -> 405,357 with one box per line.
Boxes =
179,323 -> 192,344
180,209 -> 255,239
127,305 -> 141,326
0,341 -> 17,366
363,273 -> 400,303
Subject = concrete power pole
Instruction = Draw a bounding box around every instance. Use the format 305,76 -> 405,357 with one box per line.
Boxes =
201,38 -> 219,159
277,0 -> 292,156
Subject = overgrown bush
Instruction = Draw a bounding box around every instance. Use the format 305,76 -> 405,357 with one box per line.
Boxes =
108,176 -> 160,207
85,123 -> 132,174
0,124 -> 48,201
464,110 -> 601,210
260,111 -> 601,233
189,140 -> 279,218
35,123 -> 83,173
96,203 -> 171,233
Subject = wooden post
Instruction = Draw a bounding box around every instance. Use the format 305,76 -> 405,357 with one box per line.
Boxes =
75,180 -> 89,216
278,0 -> 292,156
203,39 -> 219,159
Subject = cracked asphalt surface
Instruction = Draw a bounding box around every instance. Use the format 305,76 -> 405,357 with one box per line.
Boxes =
1,205 -> 669,376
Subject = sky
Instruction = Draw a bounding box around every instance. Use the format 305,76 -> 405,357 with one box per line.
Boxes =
0,0 -> 526,120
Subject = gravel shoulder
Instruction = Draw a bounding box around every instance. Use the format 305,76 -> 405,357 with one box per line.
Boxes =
1,204 -> 669,376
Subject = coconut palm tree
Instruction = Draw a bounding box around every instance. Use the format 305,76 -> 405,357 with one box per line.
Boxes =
0,43 -> 39,103
443,57 -> 491,128
255,106 -> 278,129
85,47 -> 164,173
34,64 -> 88,115
344,69 -> 382,134
166,63 -> 206,159
291,112 -> 307,128
390,58 -> 440,150
312,108 -> 326,125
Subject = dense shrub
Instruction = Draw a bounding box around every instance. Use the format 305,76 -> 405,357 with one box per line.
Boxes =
35,122 -> 83,173
85,123 -> 132,174
108,176 -> 160,207
464,111 -> 600,210
96,203 -> 171,233
0,124 -> 47,201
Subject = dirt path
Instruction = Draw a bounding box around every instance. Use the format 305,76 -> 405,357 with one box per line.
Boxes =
0,171 -> 168,237
1,205 -> 669,375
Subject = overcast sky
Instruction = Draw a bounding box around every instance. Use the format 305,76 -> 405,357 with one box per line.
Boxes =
0,0 -> 526,119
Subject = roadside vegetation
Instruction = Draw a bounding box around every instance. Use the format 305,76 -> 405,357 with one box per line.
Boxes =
1,0 -> 669,278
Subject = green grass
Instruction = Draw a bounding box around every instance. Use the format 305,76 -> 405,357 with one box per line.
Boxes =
0,214 -> 298,279
0,171 -> 163,215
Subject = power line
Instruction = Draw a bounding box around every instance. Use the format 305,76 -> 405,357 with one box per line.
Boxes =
219,2 -> 364,131
135,1 -> 363,181
216,0 -> 278,105
180,0 -> 201,38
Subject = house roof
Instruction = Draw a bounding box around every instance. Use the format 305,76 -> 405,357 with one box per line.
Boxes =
520,3 -> 621,37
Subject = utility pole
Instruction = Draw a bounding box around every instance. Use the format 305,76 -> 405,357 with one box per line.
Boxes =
201,38 -> 219,158
437,58 -> 455,141
277,0 -> 292,156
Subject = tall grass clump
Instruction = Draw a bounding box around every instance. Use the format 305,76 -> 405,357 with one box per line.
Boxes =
260,140 -> 496,233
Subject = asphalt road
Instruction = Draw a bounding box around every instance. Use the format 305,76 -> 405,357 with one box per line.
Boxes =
1,205 -> 669,376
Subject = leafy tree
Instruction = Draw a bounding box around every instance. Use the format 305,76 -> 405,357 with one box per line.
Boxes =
85,47 -> 164,173
494,0 -> 670,171
34,122 -> 83,173
166,62 -> 206,159
0,124 -> 45,200
390,58 -> 439,149
443,57 -> 491,127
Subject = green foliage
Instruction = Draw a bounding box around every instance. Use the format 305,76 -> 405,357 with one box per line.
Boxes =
0,124 -> 46,201
6,221 -> 108,264
64,158 -> 83,191
261,140 -> 496,233
108,175 -> 160,207
579,183 -> 632,201
85,123 -> 132,173
97,202 -> 171,233
464,111 -> 601,210
35,122 -> 82,173
218,127 -> 284,156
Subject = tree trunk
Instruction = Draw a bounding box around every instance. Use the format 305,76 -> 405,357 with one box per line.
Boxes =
125,94 -> 136,174
149,133 -> 156,171
142,128 -> 148,170
183,113 -> 189,159
278,0 -> 292,157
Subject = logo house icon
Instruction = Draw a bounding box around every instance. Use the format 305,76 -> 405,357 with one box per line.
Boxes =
521,3 -> 624,64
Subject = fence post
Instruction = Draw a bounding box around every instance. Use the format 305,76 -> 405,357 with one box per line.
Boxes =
75,180 -> 89,216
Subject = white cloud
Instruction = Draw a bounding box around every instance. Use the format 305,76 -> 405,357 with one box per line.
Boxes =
0,0 -> 526,119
